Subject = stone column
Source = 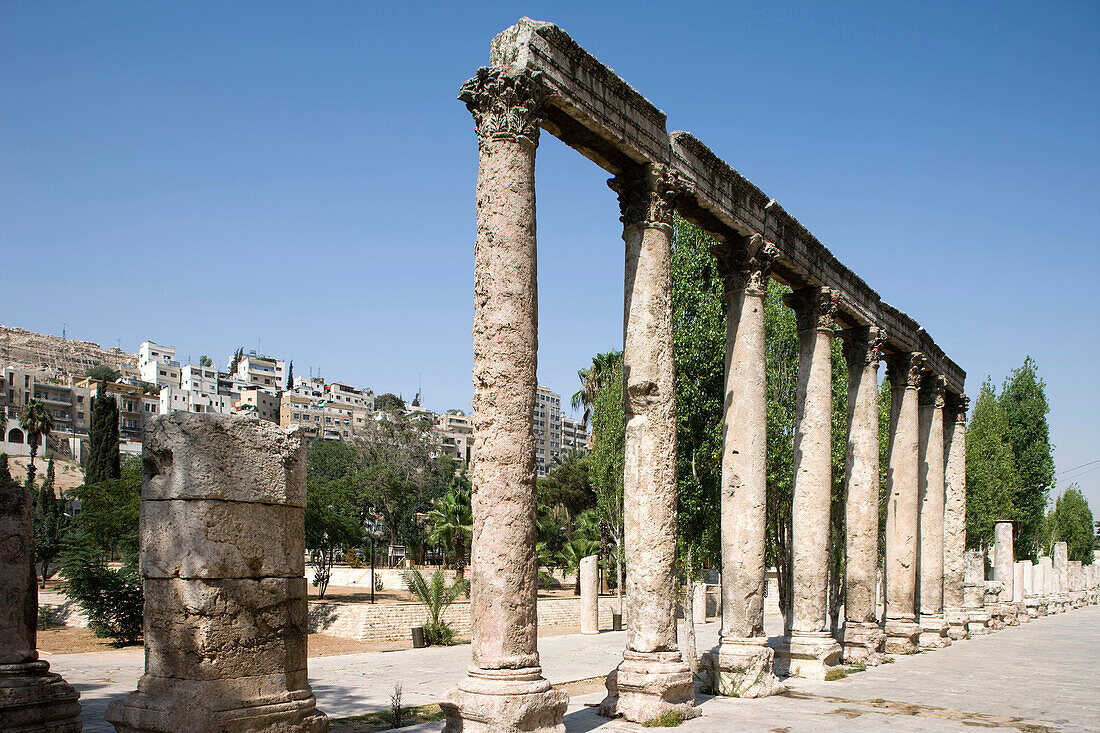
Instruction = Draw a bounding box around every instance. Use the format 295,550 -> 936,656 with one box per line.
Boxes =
692,583 -> 707,625
0,457 -> 81,731
839,326 -> 887,664
1039,555 -> 1054,597
917,375 -> 950,648
581,556 -> 599,635
943,394 -> 969,639
700,235 -> 783,698
443,67 -> 567,732
962,549 -> 990,633
883,353 -> 924,653
599,163 -> 697,723
105,414 -> 327,732
993,521 -> 1014,598
773,287 -> 842,679
1012,563 -> 1025,603
1053,542 -> 1069,612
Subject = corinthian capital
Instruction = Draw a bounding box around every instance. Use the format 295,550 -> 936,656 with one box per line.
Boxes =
920,374 -> 947,408
841,326 -> 887,367
947,393 -> 970,424
712,234 -> 779,297
607,163 -> 686,228
886,352 -> 926,391
459,67 -> 548,146
783,286 -> 838,334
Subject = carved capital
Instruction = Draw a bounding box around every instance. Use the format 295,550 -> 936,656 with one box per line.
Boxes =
886,352 -> 926,391
920,374 -> 947,408
783,286 -> 838,333
459,67 -> 548,147
608,164 -> 686,228
841,326 -> 887,367
711,234 -> 779,297
947,393 -> 970,424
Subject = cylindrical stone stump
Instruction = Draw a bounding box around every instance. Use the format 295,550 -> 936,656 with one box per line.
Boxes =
692,582 -> 707,625
963,549 -> 990,634
581,556 -> 599,635
104,413 -> 327,733
0,460 -> 82,732
1053,542 -> 1069,598
993,521 -> 1014,600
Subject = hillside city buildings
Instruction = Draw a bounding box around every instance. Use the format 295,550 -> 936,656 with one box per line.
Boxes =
1,336 -> 589,469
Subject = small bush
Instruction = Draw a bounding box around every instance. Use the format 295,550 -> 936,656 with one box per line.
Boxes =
423,621 -> 455,646
641,710 -> 683,727
374,573 -> 384,592
824,668 -> 849,681
389,683 -> 404,728
37,606 -> 54,630
60,543 -> 143,645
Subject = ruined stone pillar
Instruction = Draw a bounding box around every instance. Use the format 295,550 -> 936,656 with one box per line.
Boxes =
993,521 -> 1014,599
1039,555 -> 1054,597
581,556 -> 599,635
700,236 -> 783,698
883,353 -> 924,652
1053,542 -> 1069,607
839,326 -> 887,665
444,67 -> 567,733
1013,562 -> 1026,603
600,163 -> 697,723
962,549 -> 990,633
943,394 -> 969,639
917,375 -> 950,648
0,458 -> 81,731
692,583 -> 707,625
773,287 -> 842,679
105,413 -> 327,733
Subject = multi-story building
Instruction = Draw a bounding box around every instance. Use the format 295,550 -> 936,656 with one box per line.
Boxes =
435,411 -> 473,464
235,352 -> 285,394
181,363 -> 219,394
325,381 -> 374,411
159,385 -> 234,416
279,391 -> 366,440
561,416 -> 589,455
78,378 -> 160,454
534,386 -> 563,475
235,386 -> 280,423
138,341 -> 181,389
1,366 -> 92,436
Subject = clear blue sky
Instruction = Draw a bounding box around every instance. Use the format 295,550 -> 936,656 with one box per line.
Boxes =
3,2 -> 1098,510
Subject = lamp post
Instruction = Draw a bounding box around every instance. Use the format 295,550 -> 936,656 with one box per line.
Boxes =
368,525 -> 384,604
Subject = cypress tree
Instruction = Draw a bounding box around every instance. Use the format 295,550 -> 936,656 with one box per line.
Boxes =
286,360 -> 294,391
86,395 -> 121,486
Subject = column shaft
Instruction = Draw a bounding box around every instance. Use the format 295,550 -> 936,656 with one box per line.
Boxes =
943,395 -> 968,610
917,376 -> 949,647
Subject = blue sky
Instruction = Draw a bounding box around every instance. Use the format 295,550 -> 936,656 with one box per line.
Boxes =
3,2 -> 1098,510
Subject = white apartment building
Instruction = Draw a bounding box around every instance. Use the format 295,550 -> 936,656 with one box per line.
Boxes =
534,386 -> 563,475
159,385 -> 234,416
138,341 -> 181,389
236,352 -> 285,394
280,391 -> 367,440
181,363 -> 219,395
435,411 -> 473,464
236,386 -> 280,423
561,415 -> 589,455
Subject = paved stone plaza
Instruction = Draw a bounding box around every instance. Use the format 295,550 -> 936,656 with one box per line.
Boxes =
52,606 -> 1100,732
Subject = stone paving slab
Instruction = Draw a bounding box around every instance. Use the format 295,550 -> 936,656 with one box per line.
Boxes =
50,607 -> 1100,732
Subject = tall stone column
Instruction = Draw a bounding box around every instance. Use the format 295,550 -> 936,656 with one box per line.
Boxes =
917,375 -> 950,648
773,286 -> 842,679
599,163 -> 697,723
1053,542 -> 1069,612
0,457 -> 81,731
1039,555 -> 1053,597
993,521 -> 1014,599
839,326 -> 887,664
105,414 -> 327,732
700,235 -> 783,697
443,67 -> 567,732
943,394 -> 969,638
883,352 -> 924,653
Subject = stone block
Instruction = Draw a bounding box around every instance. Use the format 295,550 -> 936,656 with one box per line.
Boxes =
599,651 -> 698,723
441,667 -> 567,733
918,615 -> 950,649
884,618 -> 921,653
841,622 -> 887,665
141,499 -> 304,579
771,632 -> 842,679
143,413 -> 306,507
701,639 -> 785,697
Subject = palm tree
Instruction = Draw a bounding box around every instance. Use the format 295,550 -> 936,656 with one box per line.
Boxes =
571,350 -> 622,431
426,483 -> 473,579
556,537 -> 601,595
20,399 -> 53,487
403,567 -> 468,645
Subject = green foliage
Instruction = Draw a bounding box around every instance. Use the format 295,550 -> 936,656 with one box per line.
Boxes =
85,395 -> 121,486
227,346 -> 244,375
198,355 -> 213,367
286,360 -> 294,391
999,357 -> 1055,559
32,457 -> 69,586
19,399 -> 53,486
588,350 -> 625,605
374,393 -> 406,414
426,478 -> 473,576
305,440 -> 367,598
1044,485 -> 1094,564
70,455 -> 141,561
537,450 -> 595,520
965,379 -> 1019,551
641,710 -> 684,727
84,365 -> 121,382
403,567 -> 467,645
37,605 -> 54,630
59,540 -> 142,645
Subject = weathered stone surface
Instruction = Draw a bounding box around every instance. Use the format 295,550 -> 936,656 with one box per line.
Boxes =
441,668 -> 567,733
1013,562 -> 1026,602
841,622 -> 887,665
993,521 -> 1014,602
0,661 -> 82,732
1053,542 -> 1069,595
772,633 -> 843,680
142,412 -> 306,506
701,640 -> 785,698
141,499 -> 305,579
917,376 -> 946,619
691,582 -> 707,625
580,556 -> 599,635
599,651 -> 698,723
942,396 -> 968,612
1038,556 -> 1053,596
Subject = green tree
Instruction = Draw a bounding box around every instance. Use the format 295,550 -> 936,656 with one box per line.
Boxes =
85,395 -> 121,486
305,439 -> 367,598
999,357 -> 1055,559
32,457 -> 69,586
19,399 -> 53,487
1047,485 -> 1094,564
537,450 -> 595,519
374,393 -> 406,414
403,567 -> 468,646
227,346 -> 244,375
426,479 -> 473,578
70,455 -> 142,561
84,364 -> 121,382
589,350 -> 625,613
572,350 -> 621,431
965,379 -> 1019,552
198,355 -> 213,367
286,360 -> 294,391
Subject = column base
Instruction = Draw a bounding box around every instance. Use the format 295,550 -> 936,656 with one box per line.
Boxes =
1023,599 -> 1045,617
918,614 -> 951,649
598,650 -> 698,724
966,609 -> 991,634
441,667 -> 567,733
944,608 -> 969,640
699,637 -> 784,698
840,622 -> 886,665
0,661 -> 82,733
104,674 -> 328,733
883,618 -> 921,654
771,631 -> 842,680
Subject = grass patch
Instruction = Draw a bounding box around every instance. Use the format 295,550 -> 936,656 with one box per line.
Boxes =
334,703 -> 446,731
641,709 -> 684,727
824,668 -> 850,681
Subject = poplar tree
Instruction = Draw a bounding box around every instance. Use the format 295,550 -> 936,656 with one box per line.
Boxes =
964,379 -> 1018,551
86,395 -> 121,486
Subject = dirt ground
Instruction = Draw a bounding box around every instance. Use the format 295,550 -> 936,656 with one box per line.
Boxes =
309,584 -> 583,604
36,627 -> 407,657
8,454 -> 84,494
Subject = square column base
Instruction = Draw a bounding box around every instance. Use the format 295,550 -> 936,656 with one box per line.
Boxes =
966,609 -> 991,634
104,675 -> 328,733
440,667 -> 567,733
700,638 -> 784,698
945,608 -> 969,640
918,614 -> 951,649
599,650 -> 699,724
883,618 -> 921,654
0,661 -> 82,733
841,622 -> 886,666
771,632 -> 842,680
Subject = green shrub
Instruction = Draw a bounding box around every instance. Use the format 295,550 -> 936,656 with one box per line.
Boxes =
59,542 -> 142,645
641,710 -> 684,727
37,606 -> 54,630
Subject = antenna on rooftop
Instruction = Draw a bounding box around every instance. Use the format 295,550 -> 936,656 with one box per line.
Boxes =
62,323 -> 67,340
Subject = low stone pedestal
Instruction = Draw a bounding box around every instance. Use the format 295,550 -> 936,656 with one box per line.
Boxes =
700,638 -> 784,698
0,661 -> 82,732
599,651 -> 698,723
841,622 -> 886,665
967,610 -> 991,635
883,618 -> 921,654
1024,599 -> 1044,617
441,667 -> 567,733
1014,602 -> 1031,623
918,614 -> 950,649
772,632 -> 842,680
945,608 -> 969,640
